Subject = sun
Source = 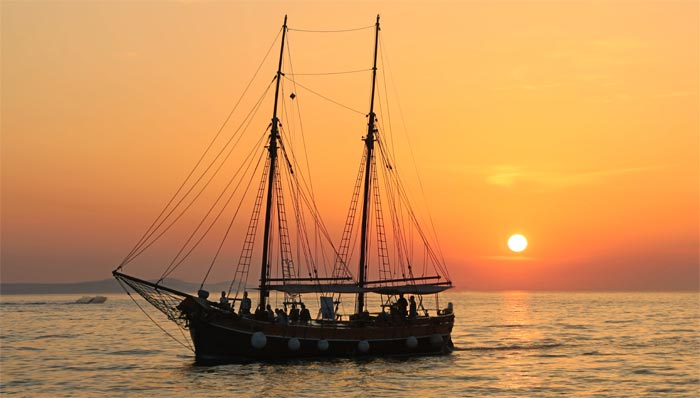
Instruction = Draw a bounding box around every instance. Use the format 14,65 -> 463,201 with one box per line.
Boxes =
507,234 -> 528,253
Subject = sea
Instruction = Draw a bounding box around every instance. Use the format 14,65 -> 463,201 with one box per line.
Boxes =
1,292 -> 698,397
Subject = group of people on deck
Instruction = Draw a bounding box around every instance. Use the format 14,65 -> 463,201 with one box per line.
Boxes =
218,290 -> 420,324
254,302 -> 311,324
218,290 -> 311,324
379,293 -> 418,322
217,290 -> 251,315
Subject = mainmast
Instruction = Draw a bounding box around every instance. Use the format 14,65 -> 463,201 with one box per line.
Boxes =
259,15 -> 288,309
356,14 -> 380,314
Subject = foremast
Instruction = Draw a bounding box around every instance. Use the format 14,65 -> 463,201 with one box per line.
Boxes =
259,15 -> 288,310
356,15 -> 380,315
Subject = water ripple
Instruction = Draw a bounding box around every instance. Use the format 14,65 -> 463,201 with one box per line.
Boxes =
1,292 -> 698,398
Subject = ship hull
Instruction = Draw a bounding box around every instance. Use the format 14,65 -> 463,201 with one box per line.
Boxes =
181,299 -> 454,363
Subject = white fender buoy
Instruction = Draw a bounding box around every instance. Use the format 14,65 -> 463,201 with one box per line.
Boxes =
406,336 -> 418,349
251,331 -> 267,349
430,334 -> 443,348
357,340 -> 369,353
288,338 -> 300,351
317,339 -> 329,351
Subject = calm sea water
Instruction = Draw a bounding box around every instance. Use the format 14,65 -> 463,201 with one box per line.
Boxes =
1,292 -> 699,397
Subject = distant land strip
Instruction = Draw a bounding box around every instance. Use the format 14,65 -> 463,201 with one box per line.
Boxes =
0,278 -> 239,295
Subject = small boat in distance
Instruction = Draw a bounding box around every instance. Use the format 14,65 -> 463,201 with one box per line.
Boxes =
76,296 -> 107,304
113,15 -> 454,363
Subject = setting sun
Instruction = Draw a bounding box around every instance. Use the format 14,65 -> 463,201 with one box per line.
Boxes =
508,234 -> 528,253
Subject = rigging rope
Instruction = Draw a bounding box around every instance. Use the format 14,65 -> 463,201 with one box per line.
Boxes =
125,77 -> 276,271
288,25 -> 374,33
116,28 -> 282,271
228,155 -> 271,299
276,129 -> 348,276
286,68 -> 372,76
279,134 -> 326,285
278,125 -> 347,280
376,135 -> 413,282
378,38 -> 396,159
204,148 -> 264,290
199,141 -> 265,290
375,136 -> 451,280
284,36 -> 326,286
282,76 -> 365,115
379,35 -> 449,271
159,93 -> 272,280
279,35 -> 360,279
164,132 -> 268,282
115,278 -> 194,353
335,148 -> 367,279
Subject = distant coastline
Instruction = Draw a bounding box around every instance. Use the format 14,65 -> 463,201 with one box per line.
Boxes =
0,278 -> 237,295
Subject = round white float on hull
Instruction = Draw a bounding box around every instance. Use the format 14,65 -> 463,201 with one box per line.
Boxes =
251,332 -> 267,349
357,340 -> 370,353
317,339 -> 329,351
288,338 -> 300,351
406,336 -> 418,349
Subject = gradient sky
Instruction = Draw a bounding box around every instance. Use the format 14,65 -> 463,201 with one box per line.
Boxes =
2,1 -> 698,290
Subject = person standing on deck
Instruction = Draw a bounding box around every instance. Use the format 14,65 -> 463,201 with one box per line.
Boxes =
289,303 -> 300,323
299,303 -> 311,324
219,291 -> 231,310
409,295 -> 417,319
397,293 -> 408,318
239,291 -> 252,316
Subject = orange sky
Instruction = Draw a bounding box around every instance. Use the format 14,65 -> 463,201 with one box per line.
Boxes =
2,1 -> 698,290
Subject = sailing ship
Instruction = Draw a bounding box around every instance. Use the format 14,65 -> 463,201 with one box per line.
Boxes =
113,15 -> 454,362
